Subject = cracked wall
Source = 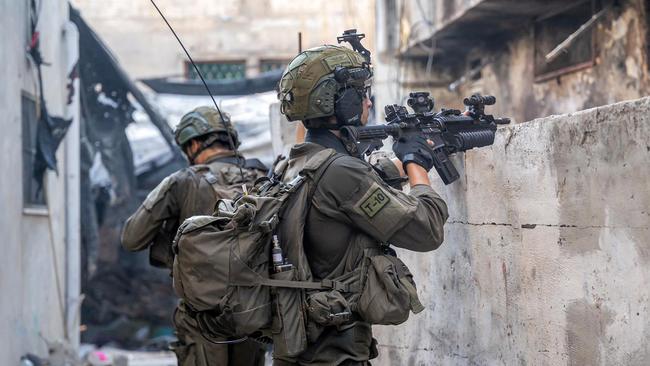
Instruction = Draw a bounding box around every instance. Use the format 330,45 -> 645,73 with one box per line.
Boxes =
372,96 -> 650,365
374,0 -> 650,126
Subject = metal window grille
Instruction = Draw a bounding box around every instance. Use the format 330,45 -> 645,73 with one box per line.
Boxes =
187,61 -> 246,80
260,60 -> 287,73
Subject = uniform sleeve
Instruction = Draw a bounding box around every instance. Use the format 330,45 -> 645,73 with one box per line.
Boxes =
371,157 -> 405,190
314,157 -> 448,252
121,175 -> 180,252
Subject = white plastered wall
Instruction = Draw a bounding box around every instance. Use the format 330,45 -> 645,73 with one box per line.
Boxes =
0,0 -> 80,363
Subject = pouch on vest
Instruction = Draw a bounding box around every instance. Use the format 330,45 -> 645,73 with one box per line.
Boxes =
149,218 -> 177,269
356,251 -> 425,325
270,268 -> 308,357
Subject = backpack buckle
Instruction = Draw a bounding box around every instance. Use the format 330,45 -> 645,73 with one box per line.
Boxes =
321,279 -> 353,293
284,175 -> 305,192
327,311 -> 352,325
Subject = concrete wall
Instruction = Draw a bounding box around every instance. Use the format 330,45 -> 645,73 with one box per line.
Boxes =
372,96 -> 650,365
0,0 -> 80,363
71,0 -> 376,80
374,0 -> 650,125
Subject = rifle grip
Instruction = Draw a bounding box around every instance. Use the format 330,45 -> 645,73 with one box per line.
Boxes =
432,149 -> 460,185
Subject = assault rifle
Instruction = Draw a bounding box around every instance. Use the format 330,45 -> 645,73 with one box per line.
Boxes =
340,92 -> 510,185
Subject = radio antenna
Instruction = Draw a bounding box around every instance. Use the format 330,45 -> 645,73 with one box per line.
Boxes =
149,0 -> 245,181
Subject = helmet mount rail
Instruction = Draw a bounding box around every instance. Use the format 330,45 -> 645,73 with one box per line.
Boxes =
337,29 -> 371,65
149,0 -> 245,181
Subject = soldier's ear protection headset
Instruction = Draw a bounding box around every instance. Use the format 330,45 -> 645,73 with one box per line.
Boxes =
333,65 -> 372,127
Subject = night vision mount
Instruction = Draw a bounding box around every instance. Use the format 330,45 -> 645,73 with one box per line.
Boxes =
337,29 -> 371,64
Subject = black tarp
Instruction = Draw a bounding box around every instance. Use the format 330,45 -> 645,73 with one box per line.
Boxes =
28,0 -> 73,187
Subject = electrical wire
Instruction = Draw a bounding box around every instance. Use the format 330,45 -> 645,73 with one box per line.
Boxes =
396,0 -> 407,104
46,195 -> 69,341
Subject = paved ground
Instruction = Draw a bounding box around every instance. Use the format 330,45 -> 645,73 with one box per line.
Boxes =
83,347 -> 176,366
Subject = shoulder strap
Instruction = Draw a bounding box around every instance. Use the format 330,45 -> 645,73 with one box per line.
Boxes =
201,170 -> 223,195
244,158 -> 268,172
304,152 -> 344,203
300,149 -> 338,175
258,151 -> 353,292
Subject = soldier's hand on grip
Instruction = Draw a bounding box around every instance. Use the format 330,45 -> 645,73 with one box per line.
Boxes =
392,134 -> 435,173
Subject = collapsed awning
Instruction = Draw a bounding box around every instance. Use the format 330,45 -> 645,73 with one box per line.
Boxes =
70,6 -> 182,158
140,69 -> 283,96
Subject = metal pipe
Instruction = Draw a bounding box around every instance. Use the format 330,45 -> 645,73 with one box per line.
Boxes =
63,20 -> 81,348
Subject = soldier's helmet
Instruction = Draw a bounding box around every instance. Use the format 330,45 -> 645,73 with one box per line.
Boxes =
278,45 -> 372,129
174,106 -> 240,149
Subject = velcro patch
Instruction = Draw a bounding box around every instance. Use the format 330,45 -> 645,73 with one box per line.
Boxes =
359,187 -> 390,218
323,54 -> 353,70
143,176 -> 174,210
350,181 -> 416,240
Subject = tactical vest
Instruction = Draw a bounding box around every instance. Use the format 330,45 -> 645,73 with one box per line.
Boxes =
171,149 -> 424,358
148,158 -> 264,269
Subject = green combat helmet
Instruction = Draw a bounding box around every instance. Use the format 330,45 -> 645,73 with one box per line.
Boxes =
278,44 -> 371,128
174,106 -> 240,149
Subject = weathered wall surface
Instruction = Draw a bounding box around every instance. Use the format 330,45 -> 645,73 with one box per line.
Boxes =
372,96 -> 650,365
459,0 -> 650,124
0,0 -> 79,363
374,0 -> 650,125
71,0 -> 375,80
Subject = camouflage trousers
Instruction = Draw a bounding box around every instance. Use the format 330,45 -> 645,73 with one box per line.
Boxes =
171,303 -> 266,366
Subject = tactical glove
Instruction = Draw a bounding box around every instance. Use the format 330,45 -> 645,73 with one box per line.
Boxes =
392,135 -> 435,172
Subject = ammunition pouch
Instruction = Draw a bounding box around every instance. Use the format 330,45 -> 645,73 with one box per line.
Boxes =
271,249 -> 423,359
306,290 -> 351,326
355,251 -> 424,325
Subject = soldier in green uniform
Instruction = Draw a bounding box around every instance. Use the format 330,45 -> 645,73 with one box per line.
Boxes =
275,45 -> 449,365
121,106 -> 266,366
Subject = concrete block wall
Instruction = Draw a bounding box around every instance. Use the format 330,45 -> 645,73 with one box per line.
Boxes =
373,97 -> 650,365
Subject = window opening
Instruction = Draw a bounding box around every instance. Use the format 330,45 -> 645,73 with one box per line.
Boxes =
22,92 -> 47,207
534,0 -> 601,81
